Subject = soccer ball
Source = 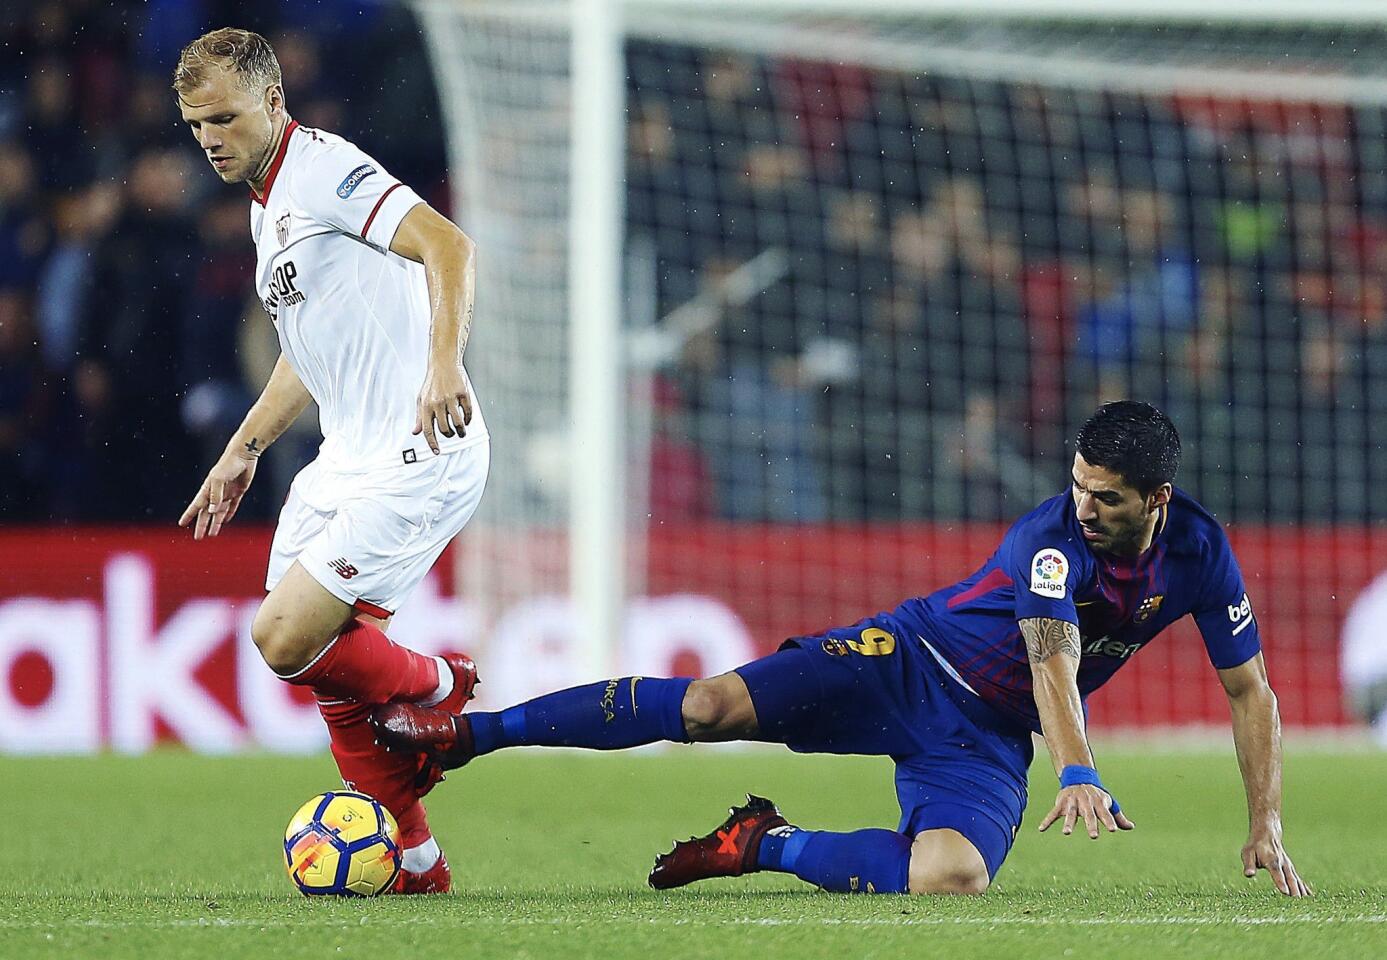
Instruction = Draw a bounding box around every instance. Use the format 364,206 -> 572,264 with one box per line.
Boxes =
283,791 -> 402,897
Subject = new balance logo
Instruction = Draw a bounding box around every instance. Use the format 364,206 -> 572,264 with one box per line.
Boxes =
328,558 -> 359,579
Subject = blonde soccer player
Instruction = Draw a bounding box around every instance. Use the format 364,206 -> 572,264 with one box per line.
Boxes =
175,27 -> 487,894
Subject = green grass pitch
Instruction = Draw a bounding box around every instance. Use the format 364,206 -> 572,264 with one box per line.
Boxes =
1,746 -> 1383,959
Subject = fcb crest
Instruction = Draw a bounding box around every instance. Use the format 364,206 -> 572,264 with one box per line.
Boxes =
275,211 -> 291,246
1134,595 -> 1164,623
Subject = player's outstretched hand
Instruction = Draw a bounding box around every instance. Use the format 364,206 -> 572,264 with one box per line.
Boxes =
1242,822 -> 1311,897
179,449 -> 258,540
1038,784 -> 1135,839
414,363 -> 472,455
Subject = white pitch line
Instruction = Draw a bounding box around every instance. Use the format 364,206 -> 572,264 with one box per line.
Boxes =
0,915 -> 1382,930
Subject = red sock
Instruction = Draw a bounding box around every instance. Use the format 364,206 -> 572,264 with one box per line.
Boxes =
317,699 -> 433,849
287,617 -> 439,704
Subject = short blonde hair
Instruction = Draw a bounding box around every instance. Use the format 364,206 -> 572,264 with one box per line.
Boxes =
172,27 -> 281,96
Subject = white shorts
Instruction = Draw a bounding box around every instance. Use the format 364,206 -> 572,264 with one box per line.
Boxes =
266,439 -> 490,617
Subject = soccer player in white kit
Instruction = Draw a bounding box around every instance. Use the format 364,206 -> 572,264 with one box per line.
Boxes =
173,28 -> 486,894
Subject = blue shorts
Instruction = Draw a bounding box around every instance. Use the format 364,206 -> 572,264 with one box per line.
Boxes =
735,614 -> 1033,879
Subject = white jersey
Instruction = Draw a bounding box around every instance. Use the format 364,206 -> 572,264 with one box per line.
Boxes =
1342,570 -> 1387,746
250,120 -> 486,472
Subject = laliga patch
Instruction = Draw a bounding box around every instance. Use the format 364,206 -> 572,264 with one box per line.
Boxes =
336,163 -> 376,199
1029,548 -> 1069,599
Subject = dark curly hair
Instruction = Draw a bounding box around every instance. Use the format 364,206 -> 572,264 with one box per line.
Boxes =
1075,400 -> 1181,495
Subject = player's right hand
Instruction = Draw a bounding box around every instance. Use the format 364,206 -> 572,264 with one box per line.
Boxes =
1038,784 -> 1135,839
179,449 -> 258,540
1242,820 -> 1311,897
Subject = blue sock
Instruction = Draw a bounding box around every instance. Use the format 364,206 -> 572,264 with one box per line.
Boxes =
756,827 -> 912,894
468,677 -> 692,756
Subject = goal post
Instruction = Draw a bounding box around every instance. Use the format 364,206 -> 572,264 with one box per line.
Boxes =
413,0 -> 1387,728
568,0 -> 626,679
414,0 -> 627,682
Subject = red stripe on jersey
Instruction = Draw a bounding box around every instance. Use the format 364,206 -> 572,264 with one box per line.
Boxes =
353,598 -> 395,620
250,119 -> 299,206
946,567 -> 1013,609
361,182 -> 403,240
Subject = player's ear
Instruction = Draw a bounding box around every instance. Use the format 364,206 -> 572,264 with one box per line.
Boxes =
1147,483 -> 1172,512
265,83 -> 285,117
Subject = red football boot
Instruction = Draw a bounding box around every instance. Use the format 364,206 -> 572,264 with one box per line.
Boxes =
390,851 -> 452,895
431,652 -> 480,715
648,795 -> 788,890
371,702 -> 476,771
406,653 -> 481,794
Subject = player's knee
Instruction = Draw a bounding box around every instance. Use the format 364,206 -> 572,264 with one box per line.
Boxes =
908,861 -> 990,896
251,606 -> 318,676
680,680 -> 727,739
907,834 -> 991,896
681,677 -> 752,741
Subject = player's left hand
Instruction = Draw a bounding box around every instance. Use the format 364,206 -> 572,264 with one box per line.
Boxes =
1038,784 -> 1135,839
414,363 -> 472,455
1242,820 -> 1311,897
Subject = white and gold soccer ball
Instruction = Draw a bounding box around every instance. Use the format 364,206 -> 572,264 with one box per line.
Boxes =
283,791 -> 402,897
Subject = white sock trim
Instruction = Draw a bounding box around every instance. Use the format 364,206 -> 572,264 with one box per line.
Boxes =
401,835 -> 442,874
275,634 -> 341,681
418,656 -> 453,707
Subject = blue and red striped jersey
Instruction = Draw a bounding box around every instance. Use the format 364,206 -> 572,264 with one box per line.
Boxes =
893,487 -> 1260,732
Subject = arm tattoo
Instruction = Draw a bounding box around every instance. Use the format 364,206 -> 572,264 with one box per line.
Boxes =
1020,617 -> 1081,664
244,437 -> 261,457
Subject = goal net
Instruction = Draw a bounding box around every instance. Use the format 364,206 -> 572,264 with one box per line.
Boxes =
413,0 -> 1387,728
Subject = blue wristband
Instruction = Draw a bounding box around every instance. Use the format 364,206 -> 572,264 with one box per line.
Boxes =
1059,764 -> 1102,788
1058,765 -> 1122,815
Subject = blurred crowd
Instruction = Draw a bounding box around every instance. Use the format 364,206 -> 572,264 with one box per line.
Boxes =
0,0 -> 446,522
628,45 -> 1387,524
3,6 -> 1385,526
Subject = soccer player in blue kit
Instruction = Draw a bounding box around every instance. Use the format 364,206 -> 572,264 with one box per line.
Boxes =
374,401 -> 1311,897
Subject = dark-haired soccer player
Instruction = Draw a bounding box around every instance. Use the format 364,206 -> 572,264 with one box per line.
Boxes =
375,401 -> 1310,898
